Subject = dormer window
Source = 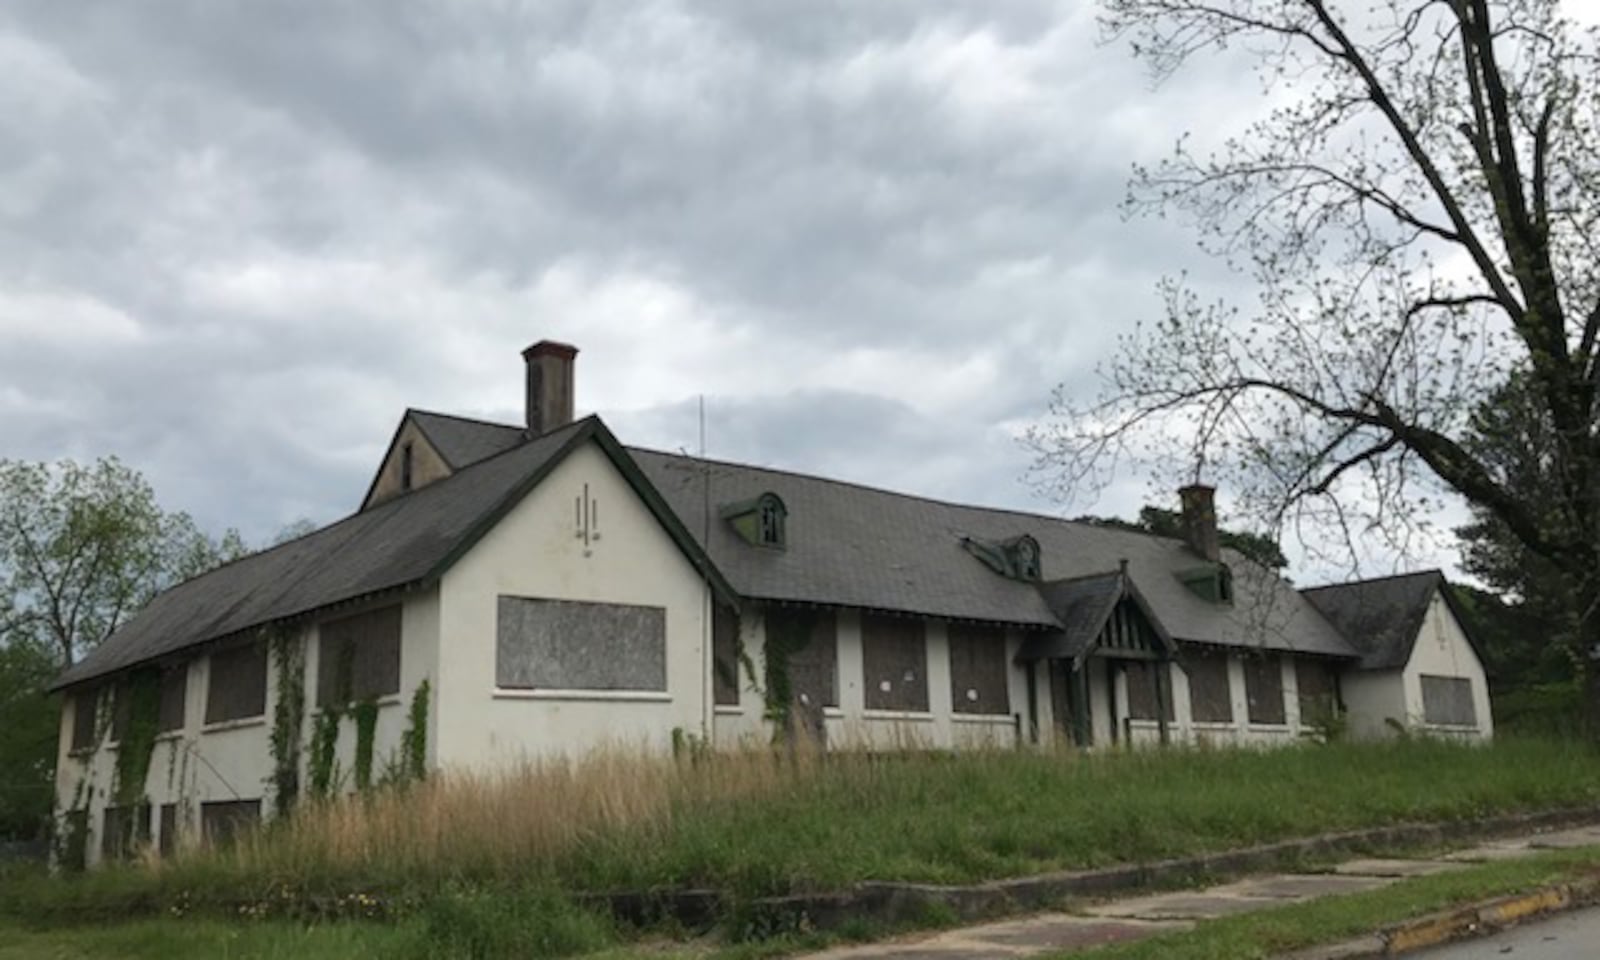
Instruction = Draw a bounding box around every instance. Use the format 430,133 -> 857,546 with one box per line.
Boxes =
1177,562 -> 1234,605
720,492 -> 787,549
1218,564 -> 1234,604
960,534 -> 1042,582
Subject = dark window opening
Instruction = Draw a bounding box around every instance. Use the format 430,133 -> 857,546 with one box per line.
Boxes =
1186,651 -> 1233,723
157,666 -> 187,733
101,804 -> 151,862
1125,661 -> 1174,721
948,623 -> 1010,715
71,688 -> 99,752
713,605 -> 741,706
767,608 -> 837,709
758,497 -> 785,547
205,641 -> 268,725
318,605 -> 403,707
200,799 -> 260,848
862,613 -> 928,712
1244,654 -> 1286,725
1295,658 -> 1339,726
400,441 -> 414,491
1218,565 -> 1234,604
159,803 -> 179,858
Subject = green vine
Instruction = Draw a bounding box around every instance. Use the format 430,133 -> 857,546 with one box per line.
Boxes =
269,629 -> 306,817
762,611 -> 815,739
352,697 -> 379,792
113,668 -> 161,810
400,680 -> 429,784
309,708 -> 342,800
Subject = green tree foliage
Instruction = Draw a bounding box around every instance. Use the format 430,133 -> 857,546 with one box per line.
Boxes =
1036,0 -> 1600,715
0,457 -> 246,668
1076,506 -> 1290,570
0,639 -> 58,840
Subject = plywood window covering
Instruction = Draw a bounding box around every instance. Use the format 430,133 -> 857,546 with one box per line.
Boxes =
948,623 -> 1010,715
713,605 -> 741,706
318,605 -> 403,707
157,665 -> 187,733
1244,654 -> 1287,725
496,596 -> 667,691
768,607 -> 838,708
101,804 -> 150,862
200,799 -> 261,848
1420,674 -> 1477,727
159,803 -> 179,858
862,613 -> 928,712
1186,651 -> 1234,723
70,689 -> 98,752
1124,661 -> 1174,721
1295,658 -> 1338,725
205,641 -> 268,724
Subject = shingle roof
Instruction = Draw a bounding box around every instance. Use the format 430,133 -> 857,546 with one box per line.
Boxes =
628,448 -> 1358,658
410,410 -> 525,469
1301,570 -> 1449,670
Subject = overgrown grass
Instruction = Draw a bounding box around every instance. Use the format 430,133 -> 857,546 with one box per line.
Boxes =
6,738 -> 1598,929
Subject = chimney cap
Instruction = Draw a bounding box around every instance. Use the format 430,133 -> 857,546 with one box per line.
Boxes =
522,340 -> 579,361
1179,482 -> 1216,496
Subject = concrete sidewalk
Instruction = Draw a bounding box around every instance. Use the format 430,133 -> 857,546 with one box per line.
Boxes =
799,825 -> 1600,960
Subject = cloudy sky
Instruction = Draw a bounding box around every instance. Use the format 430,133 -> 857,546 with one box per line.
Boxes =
6,1 -> 1578,582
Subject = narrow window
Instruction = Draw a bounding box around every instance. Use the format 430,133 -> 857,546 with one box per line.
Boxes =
713,606 -> 741,706
159,803 -> 179,858
157,665 -> 187,733
948,623 -> 1010,715
1244,654 -> 1286,725
759,497 -> 784,547
1186,651 -> 1233,723
70,689 -> 98,752
400,441 -> 414,492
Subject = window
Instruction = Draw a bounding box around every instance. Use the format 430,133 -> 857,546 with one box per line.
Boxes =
200,799 -> 260,848
159,803 -> 179,858
1186,651 -> 1233,723
862,613 -> 928,712
318,605 -> 402,707
713,606 -> 741,706
101,804 -> 150,862
205,641 -> 268,724
1218,564 -> 1234,604
767,608 -> 837,709
70,689 -> 99,752
758,495 -> 785,547
1244,654 -> 1286,725
497,596 -> 666,691
948,624 -> 1010,715
60,809 -> 88,872
1420,675 -> 1477,727
157,665 -> 187,733
400,441 -> 414,491
1125,661 -> 1174,721
1295,658 -> 1339,725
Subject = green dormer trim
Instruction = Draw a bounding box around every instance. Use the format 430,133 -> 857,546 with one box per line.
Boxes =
961,534 -> 1042,582
1176,562 -> 1234,605
721,492 -> 787,549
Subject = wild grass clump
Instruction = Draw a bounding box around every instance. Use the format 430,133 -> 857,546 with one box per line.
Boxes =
7,736 -> 1598,924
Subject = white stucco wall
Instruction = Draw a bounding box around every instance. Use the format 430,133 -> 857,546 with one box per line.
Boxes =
433,441 -> 713,768
1402,591 -> 1493,740
1340,669 -> 1405,739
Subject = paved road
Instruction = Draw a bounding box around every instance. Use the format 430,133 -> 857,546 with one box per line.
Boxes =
1410,905 -> 1600,959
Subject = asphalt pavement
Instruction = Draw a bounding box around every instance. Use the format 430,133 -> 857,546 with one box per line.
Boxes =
1407,904 -> 1600,959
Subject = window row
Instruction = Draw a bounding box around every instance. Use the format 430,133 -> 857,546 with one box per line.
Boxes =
1161,652 -> 1342,727
63,798 -> 262,868
70,605 -> 402,752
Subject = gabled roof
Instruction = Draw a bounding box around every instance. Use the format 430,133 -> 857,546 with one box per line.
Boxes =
628,448 -> 1359,658
410,410 -> 525,469
52,418 -> 738,692
1018,571 -> 1175,665
1301,570 -> 1470,671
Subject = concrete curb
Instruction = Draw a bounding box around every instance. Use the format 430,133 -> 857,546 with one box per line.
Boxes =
708,806 -> 1600,936
1285,872 -> 1600,959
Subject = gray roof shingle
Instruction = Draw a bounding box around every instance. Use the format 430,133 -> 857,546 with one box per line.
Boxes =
410,410 -> 525,469
1301,570 -> 1445,670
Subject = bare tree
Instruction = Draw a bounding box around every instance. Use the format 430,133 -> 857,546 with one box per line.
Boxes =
1033,1 -> 1599,707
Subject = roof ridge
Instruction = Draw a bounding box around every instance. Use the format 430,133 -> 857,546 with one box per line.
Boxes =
408,407 -> 525,431
1301,568 -> 1443,593
625,445 -> 1196,547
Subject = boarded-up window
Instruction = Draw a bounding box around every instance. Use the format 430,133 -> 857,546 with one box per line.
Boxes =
200,799 -> 260,848
496,596 -> 666,691
1420,674 -> 1477,727
1125,661 -> 1174,721
1186,651 -> 1233,723
60,809 -> 88,872
862,614 -> 928,712
101,804 -> 150,862
205,641 -> 268,724
71,689 -> 98,752
158,803 -> 179,858
713,606 -> 741,706
158,666 -> 187,733
1295,658 -> 1339,725
948,624 -> 1010,715
318,605 -> 402,707
767,607 -> 837,710
1244,655 -> 1286,725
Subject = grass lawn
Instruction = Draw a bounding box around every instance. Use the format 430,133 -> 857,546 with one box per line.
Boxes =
6,738 -> 1599,955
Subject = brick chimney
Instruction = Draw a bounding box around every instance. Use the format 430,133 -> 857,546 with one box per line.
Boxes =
1178,483 -> 1220,562
523,340 -> 578,435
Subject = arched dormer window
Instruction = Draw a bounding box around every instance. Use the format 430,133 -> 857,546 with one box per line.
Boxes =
720,492 -> 788,549
1010,535 -> 1041,581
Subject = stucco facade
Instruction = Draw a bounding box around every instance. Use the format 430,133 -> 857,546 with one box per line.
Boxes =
1341,588 -> 1492,741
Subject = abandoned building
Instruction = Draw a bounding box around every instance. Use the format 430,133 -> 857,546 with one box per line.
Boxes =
50,341 -> 1492,865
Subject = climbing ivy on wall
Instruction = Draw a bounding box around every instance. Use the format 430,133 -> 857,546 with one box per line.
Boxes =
112,667 -> 161,809
400,680 -> 429,784
268,629 -> 305,817
351,697 -> 379,792
308,707 -> 341,800
762,611 -> 814,739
